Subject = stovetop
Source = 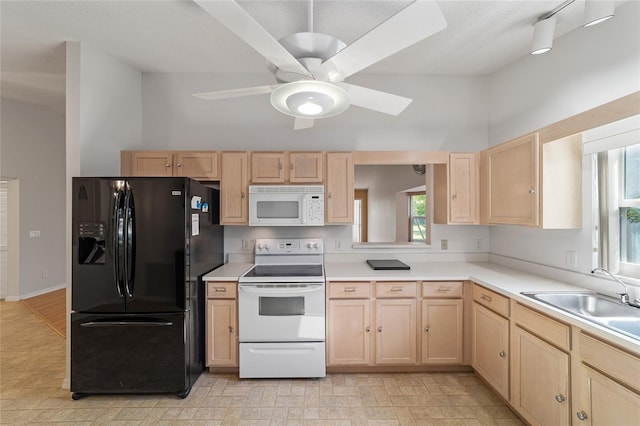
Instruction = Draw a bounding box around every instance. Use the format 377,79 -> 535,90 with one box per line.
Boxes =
239,238 -> 325,283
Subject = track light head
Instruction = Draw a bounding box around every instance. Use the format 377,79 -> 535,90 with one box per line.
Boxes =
584,0 -> 615,27
530,16 -> 556,55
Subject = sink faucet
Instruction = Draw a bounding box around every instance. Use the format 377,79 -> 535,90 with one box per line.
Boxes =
591,268 -> 629,304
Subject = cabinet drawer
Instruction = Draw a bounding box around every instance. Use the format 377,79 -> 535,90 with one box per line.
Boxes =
579,332 -> 640,392
376,282 -> 417,298
514,303 -> 570,351
473,284 -> 509,317
207,282 -> 237,299
328,282 -> 371,299
422,281 -> 463,298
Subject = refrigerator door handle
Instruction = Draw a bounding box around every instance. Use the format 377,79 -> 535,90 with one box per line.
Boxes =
123,190 -> 135,298
80,320 -> 174,327
113,188 -> 125,298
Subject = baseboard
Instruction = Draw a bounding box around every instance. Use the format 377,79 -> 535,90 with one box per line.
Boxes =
11,283 -> 67,301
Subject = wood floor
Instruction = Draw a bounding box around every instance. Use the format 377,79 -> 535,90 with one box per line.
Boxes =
20,288 -> 66,337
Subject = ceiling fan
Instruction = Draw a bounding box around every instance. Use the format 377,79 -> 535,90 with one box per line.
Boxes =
192,0 -> 447,129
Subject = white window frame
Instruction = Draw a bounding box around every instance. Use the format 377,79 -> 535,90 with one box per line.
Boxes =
596,145 -> 640,279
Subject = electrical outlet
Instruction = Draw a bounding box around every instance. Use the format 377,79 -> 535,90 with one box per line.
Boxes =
441,239 -> 448,250
335,240 -> 342,250
41,270 -> 48,279
242,239 -> 250,251
29,230 -> 41,238
476,239 -> 482,249
566,250 -> 578,269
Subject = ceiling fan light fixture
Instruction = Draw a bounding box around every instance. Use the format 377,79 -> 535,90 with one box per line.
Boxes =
583,0 -> 614,27
271,81 -> 350,119
530,16 -> 556,55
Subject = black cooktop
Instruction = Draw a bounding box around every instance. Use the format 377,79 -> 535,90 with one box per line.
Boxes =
243,264 -> 324,278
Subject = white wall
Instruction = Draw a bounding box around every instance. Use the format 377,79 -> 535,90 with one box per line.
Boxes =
142,73 -> 491,256
0,98 -> 66,298
77,43 -> 143,175
142,73 -> 488,152
487,1 -> 640,276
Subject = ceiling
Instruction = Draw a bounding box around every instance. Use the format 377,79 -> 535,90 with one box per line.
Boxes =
0,0 -> 626,112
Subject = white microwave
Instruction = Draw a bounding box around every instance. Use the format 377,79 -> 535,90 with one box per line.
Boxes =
248,185 -> 325,226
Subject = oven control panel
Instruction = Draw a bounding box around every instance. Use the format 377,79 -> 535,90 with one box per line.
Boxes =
255,238 -> 323,255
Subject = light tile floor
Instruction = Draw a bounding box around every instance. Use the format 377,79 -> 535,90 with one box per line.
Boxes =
0,301 -> 524,425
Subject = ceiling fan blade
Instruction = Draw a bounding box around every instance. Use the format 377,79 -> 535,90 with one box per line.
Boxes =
322,0 -> 447,81
337,83 -> 412,116
294,117 -> 315,130
193,0 -> 313,79
193,84 -> 281,100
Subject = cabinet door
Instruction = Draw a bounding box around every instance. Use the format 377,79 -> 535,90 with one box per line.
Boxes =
421,299 -> 463,364
575,364 -> 640,426
449,152 -> 479,224
251,152 -> 286,183
174,152 -> 220,180
327,299 -> 371,365
289,152 -> 324,183
220,152 -> 248,224
206,299 -> 237,367
375,299 -> 417,364
325,152 -> 354,223
472,303 -> 509,399
511,326 -> 570,426
126,151 -> 174,176
487,132 -> 539,226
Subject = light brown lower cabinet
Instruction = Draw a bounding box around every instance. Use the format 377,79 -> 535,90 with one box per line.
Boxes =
375,298 -> 417,364
472,302 -> 509,400
327,298 -> 371,365
206,282 -> 238,367
421,298 -> 463,364
511,326 -> 570,426
575,364 -> 640,425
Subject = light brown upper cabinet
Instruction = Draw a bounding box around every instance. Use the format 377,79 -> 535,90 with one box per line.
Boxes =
480,132 -> 582,228
220,152 -> 248,225
121,151 -> 220,180
484,133 -> 540,226
325,152 -> 354,224
250,151 -> 323,184
434,152 -> 479,224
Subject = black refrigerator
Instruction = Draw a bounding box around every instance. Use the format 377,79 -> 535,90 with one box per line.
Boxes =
71,177 -> 223,399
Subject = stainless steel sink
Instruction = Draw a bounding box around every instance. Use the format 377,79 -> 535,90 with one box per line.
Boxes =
521,292 -> 640,341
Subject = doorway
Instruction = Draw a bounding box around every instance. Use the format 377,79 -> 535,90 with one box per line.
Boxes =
353,189 -> 368,243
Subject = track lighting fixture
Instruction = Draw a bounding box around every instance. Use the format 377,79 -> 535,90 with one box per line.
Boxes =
583,0 -> 615,27
530,17 -> 556,55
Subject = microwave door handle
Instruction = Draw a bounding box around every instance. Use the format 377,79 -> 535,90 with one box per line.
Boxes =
302,197 -> 307,225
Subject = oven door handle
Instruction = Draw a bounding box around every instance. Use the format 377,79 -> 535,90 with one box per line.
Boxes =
239,285 -> 323,295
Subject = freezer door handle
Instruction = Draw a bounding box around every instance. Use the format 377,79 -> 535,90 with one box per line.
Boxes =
80,320 -> 174,327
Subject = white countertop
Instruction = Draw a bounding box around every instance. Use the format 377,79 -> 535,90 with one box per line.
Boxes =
204,260 -> 640,354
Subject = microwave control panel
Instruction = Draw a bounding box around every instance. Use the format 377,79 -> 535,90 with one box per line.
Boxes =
305,195 -> 324,225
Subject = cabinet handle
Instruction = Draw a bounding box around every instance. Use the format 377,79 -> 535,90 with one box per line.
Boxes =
278,161 -> 283,170
555,394 -> 566,403
437,287 -> 451,292
452,194 -> 457,200
328,193 -> 332,199
576,411 -> 588,421
499,350 -> 507,358
176,163 -> 182,167
377,326 -> 382,332
390,287 -> 404,292
214,287 -> 227,293
343,287 -> 356,293
241,192 -> 245,199
528,188 -> 536,194
229,326 -> 234,333
165,163 -> 171,168
290,163 -> 294,170
365,326 -> 371,332
481,294 -> 492,302
424,326 -> 430,332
